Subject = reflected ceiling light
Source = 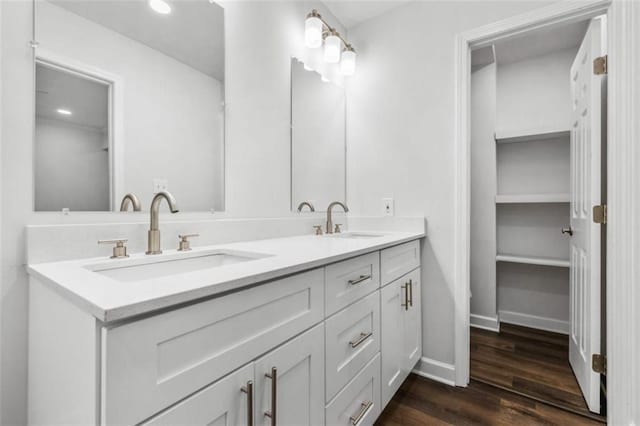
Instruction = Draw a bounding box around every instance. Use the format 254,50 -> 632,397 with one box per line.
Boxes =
303,10 -> 356,76
148,0 -> 171,15
340,45 -> 356,76
56,108 -> 72,115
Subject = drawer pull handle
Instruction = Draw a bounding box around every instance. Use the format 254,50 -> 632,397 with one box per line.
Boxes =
348,274 -> 371,286
349,332 -> 373,348
401,283 -> 409,311
240,380 -> 253,426
264,367 -> 277,426
408,279 -> 413,307
350,401 -> 373,425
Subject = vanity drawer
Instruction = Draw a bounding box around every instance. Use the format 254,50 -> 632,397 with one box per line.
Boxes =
326,252 -> 380,316
325,354 -> 381,426
101,268 -> 324,425
325,290 -> 380,401
380,240 -> 420,285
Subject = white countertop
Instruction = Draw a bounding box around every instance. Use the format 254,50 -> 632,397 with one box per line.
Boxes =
27,231 -> 424,323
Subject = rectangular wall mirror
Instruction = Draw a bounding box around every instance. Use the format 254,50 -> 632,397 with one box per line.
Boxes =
290,58 -> 346,212
34,0 -> 225,212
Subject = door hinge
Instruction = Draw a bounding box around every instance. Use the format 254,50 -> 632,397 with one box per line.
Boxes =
593,204 -> 607,224
592,353 -> 607,375
593,55 -> 607,75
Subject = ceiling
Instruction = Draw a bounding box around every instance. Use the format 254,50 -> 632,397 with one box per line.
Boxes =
36,63 -> 109,130
322,1 -> 413,29
492,20 -> 589,65
49,0 -> 224,81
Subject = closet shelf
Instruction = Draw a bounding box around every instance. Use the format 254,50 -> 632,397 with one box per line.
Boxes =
495,127 -> 570,144
496,254 -> 570,268
495,193 -> 570,204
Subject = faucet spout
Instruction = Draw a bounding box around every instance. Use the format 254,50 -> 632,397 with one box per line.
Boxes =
147,191 -> 179,255
326,201 -> 349,234
120,193 -> 142,212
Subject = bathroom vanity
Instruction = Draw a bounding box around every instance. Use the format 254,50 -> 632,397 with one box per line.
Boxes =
27,231 -> 423,425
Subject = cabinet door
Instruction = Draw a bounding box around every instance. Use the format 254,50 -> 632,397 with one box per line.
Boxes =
254,324 -> 325,426
142,363 -> 254,426
380,279 -> 404,407
402,268 -> 422,375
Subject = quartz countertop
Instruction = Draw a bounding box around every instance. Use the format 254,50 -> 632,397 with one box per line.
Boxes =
27,231 -> 424,323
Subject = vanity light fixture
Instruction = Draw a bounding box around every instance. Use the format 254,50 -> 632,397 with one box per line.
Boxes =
148,0 -> 171,15
56,108 -> 72,115
304,9 -> 356,75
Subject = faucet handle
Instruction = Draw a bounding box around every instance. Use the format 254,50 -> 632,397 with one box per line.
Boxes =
98,239 -> 129,259
334,224 -> 343,234
313,225 -> 323,236
178,234 -> 199,251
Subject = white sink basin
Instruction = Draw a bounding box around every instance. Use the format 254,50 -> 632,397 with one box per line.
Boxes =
325,232 -> 385,239
87,249 -> 270,282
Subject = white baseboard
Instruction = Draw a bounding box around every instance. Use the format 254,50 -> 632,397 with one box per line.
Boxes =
470,314 -> 500,332
499,310 -> 569,335
412,356 -> 456,386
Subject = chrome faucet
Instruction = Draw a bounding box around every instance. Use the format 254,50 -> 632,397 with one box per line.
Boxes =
326,201 -> 349,234
297,201 -> 315,212
120,193 -> 141,212
146,191 -> 179,255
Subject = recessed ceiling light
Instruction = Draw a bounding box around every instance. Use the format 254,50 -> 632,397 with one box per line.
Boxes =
56,108 -> 72,116
148,0 -> 171,15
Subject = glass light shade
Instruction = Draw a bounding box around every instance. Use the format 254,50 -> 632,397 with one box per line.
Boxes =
305,16 -> 323,48
340,49 -> 356,75
148,0 -> 171,14
324,34 -> 341,63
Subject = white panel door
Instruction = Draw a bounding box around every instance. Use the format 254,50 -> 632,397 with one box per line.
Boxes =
402,268 -> 422,375
254,324 -> 325,426
569,16 -> 605,414
380,278 -> 404,408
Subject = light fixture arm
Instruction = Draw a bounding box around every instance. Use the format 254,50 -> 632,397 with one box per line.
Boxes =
307,9 -> 355,52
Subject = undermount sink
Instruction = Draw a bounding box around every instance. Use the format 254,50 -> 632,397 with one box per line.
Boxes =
325,232 -> 385,239
87,249 -> 270,282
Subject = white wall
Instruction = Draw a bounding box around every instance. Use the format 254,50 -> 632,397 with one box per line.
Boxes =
470,62 -> 497,325
34,118 -> 110,211
0,1 -> 344,423
346,0 -> 557,371
291,59 -> 346,211
496,47 -> 577,133
38,1 -> 224,212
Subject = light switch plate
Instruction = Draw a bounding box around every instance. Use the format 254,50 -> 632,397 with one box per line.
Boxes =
382,198 -> 394,216
153,178 -> 169,194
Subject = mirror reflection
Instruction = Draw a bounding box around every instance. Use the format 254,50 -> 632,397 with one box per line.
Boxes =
290,59 -> 346,212
34,0 -> 225,212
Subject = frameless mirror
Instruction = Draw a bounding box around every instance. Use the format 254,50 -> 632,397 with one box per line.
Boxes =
34,0 -> 225,212
290,59 -> 346,212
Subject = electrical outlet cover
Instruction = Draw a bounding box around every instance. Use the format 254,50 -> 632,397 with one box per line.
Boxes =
153,178 -> 169,194
382,198 -> 394,216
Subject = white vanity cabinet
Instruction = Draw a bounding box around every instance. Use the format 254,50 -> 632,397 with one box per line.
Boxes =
380,262 -> 422,406
28,237 -> 423,426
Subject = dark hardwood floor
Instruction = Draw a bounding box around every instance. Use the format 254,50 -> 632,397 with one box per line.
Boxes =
376,375 -> 604,425
470,323 -> 603,421
376,324 -> 606,425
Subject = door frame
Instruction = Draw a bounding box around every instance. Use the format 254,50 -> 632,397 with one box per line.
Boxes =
453,0 -> 640,423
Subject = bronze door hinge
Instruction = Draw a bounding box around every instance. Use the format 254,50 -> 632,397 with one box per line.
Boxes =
592,353 -> 607,375
593,55 -> 607,75
593,204 -> 607,224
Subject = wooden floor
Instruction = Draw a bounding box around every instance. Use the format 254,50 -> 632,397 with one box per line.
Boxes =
376,375 -> 603,425
470,324 -> 602,420
376,323 -> 606,425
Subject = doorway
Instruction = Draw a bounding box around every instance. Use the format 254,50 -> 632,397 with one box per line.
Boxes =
467,14 -> 607,420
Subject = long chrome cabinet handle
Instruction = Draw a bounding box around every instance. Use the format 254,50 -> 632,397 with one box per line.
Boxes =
240,380 -> 253,426
264,367 -> 277,426
401,284 -> 409,311
348,274 -> 372,286
349,332 -> 373,348
350,401 -> 373,425
408,279 -> 413,307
